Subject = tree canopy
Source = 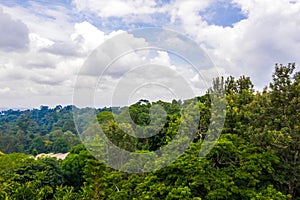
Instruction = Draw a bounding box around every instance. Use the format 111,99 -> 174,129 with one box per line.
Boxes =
0,63 -> 299,199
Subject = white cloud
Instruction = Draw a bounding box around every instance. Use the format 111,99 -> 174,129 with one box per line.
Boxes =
170,0 -> 211,24
1,0 -> 300,108
150,51 -> 171,66
71,21 -> 106,53
1,3 -> 74,41
73,0 -> 160,18
0,87 -> 10,94
93,62 -> 196,107
0,4 -> 85,108
29,33 -> 54,51
169,0 -> 300,89
80,31 -> 148,77
0,8 -> 29,51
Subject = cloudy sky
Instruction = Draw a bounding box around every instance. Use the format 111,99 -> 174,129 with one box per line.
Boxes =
0,0 -> 300,108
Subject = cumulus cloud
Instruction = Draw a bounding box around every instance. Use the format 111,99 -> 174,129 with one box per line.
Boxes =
80,31 -> 148,77
41,42 -> 82,57
0,87 -> 10,94
0,8 -> 29,51
1,0 -> 300,108
73,0 -> 161,18
71,21 -> 107,52
0,4 -> 86,108
1,3 -> 74,41
150,51 -> 171,66
71,0 -> 172,27
167,0 -> 300,88
77,30 -> 216,107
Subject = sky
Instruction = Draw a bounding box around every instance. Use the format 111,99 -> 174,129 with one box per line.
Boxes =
0,0 -> 300,109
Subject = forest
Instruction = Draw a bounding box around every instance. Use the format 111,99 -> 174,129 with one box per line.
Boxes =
0,63 -> 299,199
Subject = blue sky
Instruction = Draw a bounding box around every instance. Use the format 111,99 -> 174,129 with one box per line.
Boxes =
0,0 -> 299,108
200,1 -> 247,27
0,0 -> 247,31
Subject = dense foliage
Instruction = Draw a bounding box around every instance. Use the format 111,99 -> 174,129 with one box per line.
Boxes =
0,63 -> 299,199
0,105 -> 105,154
